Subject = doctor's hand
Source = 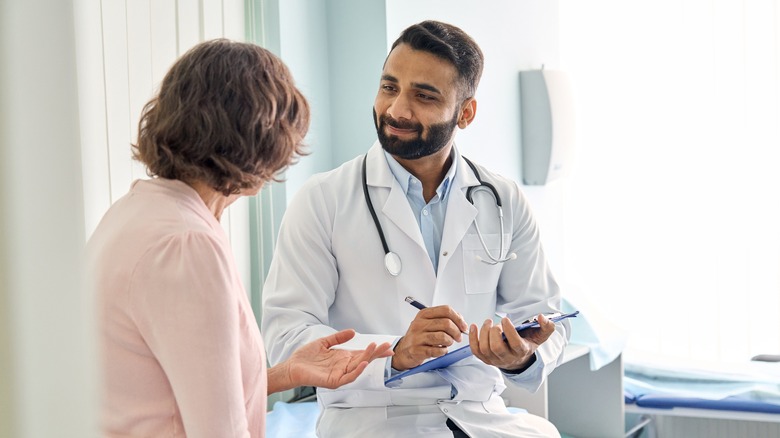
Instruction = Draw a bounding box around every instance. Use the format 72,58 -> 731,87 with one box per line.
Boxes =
468,314 -> 555,372
268,329 -> 393,394
392,305 -> 468,371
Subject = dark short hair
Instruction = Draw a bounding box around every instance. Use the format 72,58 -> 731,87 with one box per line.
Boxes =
390,21 -> 484,100
133,39 -> 310,195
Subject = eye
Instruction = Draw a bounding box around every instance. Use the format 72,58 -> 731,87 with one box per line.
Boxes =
381,84 -> 397,93
417,93 -> 435,101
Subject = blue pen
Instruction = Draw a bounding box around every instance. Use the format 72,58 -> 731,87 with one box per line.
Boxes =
405,296 -> 468,335
404,296 -> 427,311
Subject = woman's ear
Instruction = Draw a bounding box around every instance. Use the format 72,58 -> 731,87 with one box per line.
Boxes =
458,98 -> 477,129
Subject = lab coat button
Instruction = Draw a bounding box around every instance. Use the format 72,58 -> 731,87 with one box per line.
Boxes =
442,251 -> 448,256
443,408 -> 448,413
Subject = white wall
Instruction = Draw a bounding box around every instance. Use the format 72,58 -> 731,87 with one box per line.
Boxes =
325,0 -> 389,167
278,0 -> 388,196
277,0 -> 336,196
1,1 -> 98,436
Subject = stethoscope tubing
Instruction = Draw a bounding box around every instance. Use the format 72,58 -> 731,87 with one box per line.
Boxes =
362,154 -> 515,276
362,156 -> 402,276
461,158 -> 515,265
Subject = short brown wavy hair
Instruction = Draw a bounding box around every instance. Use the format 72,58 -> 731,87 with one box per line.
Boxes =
133,39 -> 310,195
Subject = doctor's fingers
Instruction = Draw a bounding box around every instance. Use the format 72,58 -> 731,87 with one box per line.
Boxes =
404,328 -> 459,350
417,306 -> 468,334
473,319 -> 530,363
408,343 -> 449,360
409,315 -> 465,343
485,319 -> 517,355
517,315 -> 556,346
499,317 -> 534,356
392,338 -> 447,370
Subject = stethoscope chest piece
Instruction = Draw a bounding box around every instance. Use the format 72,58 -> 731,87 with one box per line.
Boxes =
384,252 -> 402,276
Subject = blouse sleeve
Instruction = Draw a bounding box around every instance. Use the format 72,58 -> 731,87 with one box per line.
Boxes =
129,231 -> 251,438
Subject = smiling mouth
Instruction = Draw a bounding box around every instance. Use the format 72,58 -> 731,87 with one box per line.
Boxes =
386,125 -> 418,136
384,119 -> 421,136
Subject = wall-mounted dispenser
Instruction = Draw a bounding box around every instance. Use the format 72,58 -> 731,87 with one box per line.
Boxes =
519,69 -> 576,185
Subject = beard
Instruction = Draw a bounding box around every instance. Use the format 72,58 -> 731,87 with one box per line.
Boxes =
373,108 -> 459,160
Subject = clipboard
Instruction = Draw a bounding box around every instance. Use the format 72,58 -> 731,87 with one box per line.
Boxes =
384,311 -> 579,384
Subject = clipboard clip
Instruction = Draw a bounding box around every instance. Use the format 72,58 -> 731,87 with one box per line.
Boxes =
521,312 -> 562,325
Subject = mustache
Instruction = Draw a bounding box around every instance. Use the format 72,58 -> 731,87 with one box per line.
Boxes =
380,114 -> 423,132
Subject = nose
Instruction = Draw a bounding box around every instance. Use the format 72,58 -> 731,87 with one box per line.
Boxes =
386,94 -> 412,121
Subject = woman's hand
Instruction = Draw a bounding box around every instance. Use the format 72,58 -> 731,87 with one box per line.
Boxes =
268,329 -> 393,394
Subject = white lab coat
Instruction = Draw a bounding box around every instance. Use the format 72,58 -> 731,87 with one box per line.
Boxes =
262,142 -> 570,437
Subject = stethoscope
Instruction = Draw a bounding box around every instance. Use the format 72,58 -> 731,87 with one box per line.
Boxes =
362,154 -> 517,276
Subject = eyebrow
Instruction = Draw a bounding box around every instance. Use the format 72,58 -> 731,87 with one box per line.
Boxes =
381,74 -> 399,83
381,74 -> 443,96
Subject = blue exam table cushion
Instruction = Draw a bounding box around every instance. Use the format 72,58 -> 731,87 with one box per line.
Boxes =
266,401 -> 319,438
634,394 -> 780,414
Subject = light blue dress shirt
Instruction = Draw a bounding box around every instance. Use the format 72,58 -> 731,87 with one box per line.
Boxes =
383,150 -> 458,273
383,149 -> 459,388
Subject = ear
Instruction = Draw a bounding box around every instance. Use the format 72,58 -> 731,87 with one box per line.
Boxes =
457,98 -> 477,129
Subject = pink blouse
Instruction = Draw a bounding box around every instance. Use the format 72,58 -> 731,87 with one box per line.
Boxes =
87,178 -> 267,437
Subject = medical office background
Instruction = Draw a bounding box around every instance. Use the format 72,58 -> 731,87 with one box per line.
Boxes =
2,0 -> 779,436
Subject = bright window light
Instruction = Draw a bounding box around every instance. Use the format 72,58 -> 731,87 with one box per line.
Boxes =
559,0 -> 780,363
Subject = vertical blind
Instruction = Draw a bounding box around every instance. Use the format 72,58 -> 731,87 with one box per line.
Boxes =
558,0 -> 780,363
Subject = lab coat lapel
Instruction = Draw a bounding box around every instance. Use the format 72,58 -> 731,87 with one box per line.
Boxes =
438,154 -> 479,275
364,143 -> 426,251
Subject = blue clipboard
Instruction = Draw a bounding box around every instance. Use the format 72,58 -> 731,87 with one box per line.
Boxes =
384,311 -> 579,385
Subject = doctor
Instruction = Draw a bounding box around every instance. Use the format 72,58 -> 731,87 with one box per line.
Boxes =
262,20 -> 569,437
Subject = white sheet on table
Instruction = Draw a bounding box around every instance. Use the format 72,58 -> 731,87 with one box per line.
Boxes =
623,351 -> 780,403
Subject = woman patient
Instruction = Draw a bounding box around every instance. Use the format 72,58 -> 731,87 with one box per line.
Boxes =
86,39 -> 392,437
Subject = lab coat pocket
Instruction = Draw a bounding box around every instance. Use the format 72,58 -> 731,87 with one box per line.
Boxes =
462,233 -> 509,294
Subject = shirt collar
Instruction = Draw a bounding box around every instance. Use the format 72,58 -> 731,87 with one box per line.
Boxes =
383,148 -> 458,200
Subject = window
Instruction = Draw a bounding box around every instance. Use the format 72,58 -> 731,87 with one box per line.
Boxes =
559,0 -> 780,362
